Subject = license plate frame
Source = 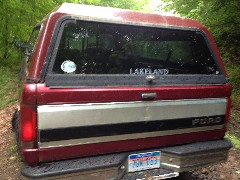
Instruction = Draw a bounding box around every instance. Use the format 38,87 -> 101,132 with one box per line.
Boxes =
128,151 -> 161,173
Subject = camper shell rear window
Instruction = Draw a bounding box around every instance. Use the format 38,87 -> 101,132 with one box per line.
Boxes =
45,19 -> 227,87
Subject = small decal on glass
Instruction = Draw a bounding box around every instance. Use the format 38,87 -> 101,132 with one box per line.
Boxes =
61,60 -> 76,74
130,68 -> 169,75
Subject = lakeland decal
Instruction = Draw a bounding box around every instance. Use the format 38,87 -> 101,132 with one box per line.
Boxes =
130,68 -> 169,75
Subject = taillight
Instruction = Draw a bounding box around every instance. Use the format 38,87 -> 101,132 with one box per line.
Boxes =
20,105 -> 37,142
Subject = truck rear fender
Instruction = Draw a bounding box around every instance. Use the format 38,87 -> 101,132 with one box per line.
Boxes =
19,83 -> 38,166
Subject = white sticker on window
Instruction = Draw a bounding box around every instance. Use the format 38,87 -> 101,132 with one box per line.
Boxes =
61,60 -> 77,74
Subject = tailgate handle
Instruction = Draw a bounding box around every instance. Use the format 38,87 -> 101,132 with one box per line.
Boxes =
142,93 -> 157,99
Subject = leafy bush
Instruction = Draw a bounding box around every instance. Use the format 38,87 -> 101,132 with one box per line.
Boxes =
0,67 -> 18,109
226,64 -> 240,110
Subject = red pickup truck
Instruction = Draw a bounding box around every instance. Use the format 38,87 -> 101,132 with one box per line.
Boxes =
12,3 -> 232,179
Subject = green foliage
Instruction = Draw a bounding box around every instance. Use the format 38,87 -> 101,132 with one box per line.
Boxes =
162,0 -> 240,58
0,0 -> 57,108
0,0 -> 150,66
226,133 -> 240,150
236,114 -> 240,123
226,65 -> 240,92
224,59 -> 240,109
0,66 -> 18,109
10,145 -> 18,153
0,0 -> 56,65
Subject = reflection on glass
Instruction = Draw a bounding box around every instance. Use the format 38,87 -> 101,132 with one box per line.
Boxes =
52,21 -> 220,75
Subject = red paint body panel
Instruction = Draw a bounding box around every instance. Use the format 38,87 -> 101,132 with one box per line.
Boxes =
36,83 -> 231,105
28,12 -> 64,79
22,149 -> 39,167
36,129 -> 225,163
31,83 -> 231,166
21,84 -> 37,105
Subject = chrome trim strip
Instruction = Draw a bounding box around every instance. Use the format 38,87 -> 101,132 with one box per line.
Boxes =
142,92 -> 157,99
38,98 -> 227,129
161,163 -> 181,169
39,125 -> 224,148
161,150 -> 229,172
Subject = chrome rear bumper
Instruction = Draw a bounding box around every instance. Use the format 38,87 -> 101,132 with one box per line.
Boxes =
21,139 -> 232,180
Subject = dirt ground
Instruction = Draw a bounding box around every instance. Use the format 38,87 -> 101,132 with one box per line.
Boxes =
0,104 -> 240,180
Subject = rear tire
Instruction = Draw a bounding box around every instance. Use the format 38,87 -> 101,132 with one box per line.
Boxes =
11,109 -> 20,149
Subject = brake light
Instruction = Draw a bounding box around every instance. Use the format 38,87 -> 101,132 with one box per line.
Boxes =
22,121 -> 35,141
20,106 -> 37,142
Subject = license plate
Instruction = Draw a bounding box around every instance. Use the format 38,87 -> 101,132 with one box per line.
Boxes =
128,151 -> 161,172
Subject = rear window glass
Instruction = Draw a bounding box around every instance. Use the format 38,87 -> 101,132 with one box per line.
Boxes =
52,21 -> 220,75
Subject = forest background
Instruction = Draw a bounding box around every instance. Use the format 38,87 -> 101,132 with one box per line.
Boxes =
0,0 -> 239,144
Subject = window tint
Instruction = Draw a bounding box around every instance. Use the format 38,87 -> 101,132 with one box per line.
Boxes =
52,21 -> 220,75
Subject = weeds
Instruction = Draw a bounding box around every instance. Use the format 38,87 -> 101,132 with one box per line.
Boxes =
0,67 -> 18,109
235,113 -> 240,123
10,145 -> 18,153
9,144 -> 22,162
225,64 -> 240,110
226,133 -> 240,150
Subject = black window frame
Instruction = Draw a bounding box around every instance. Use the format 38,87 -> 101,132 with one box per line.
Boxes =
20,24 -> 43,81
